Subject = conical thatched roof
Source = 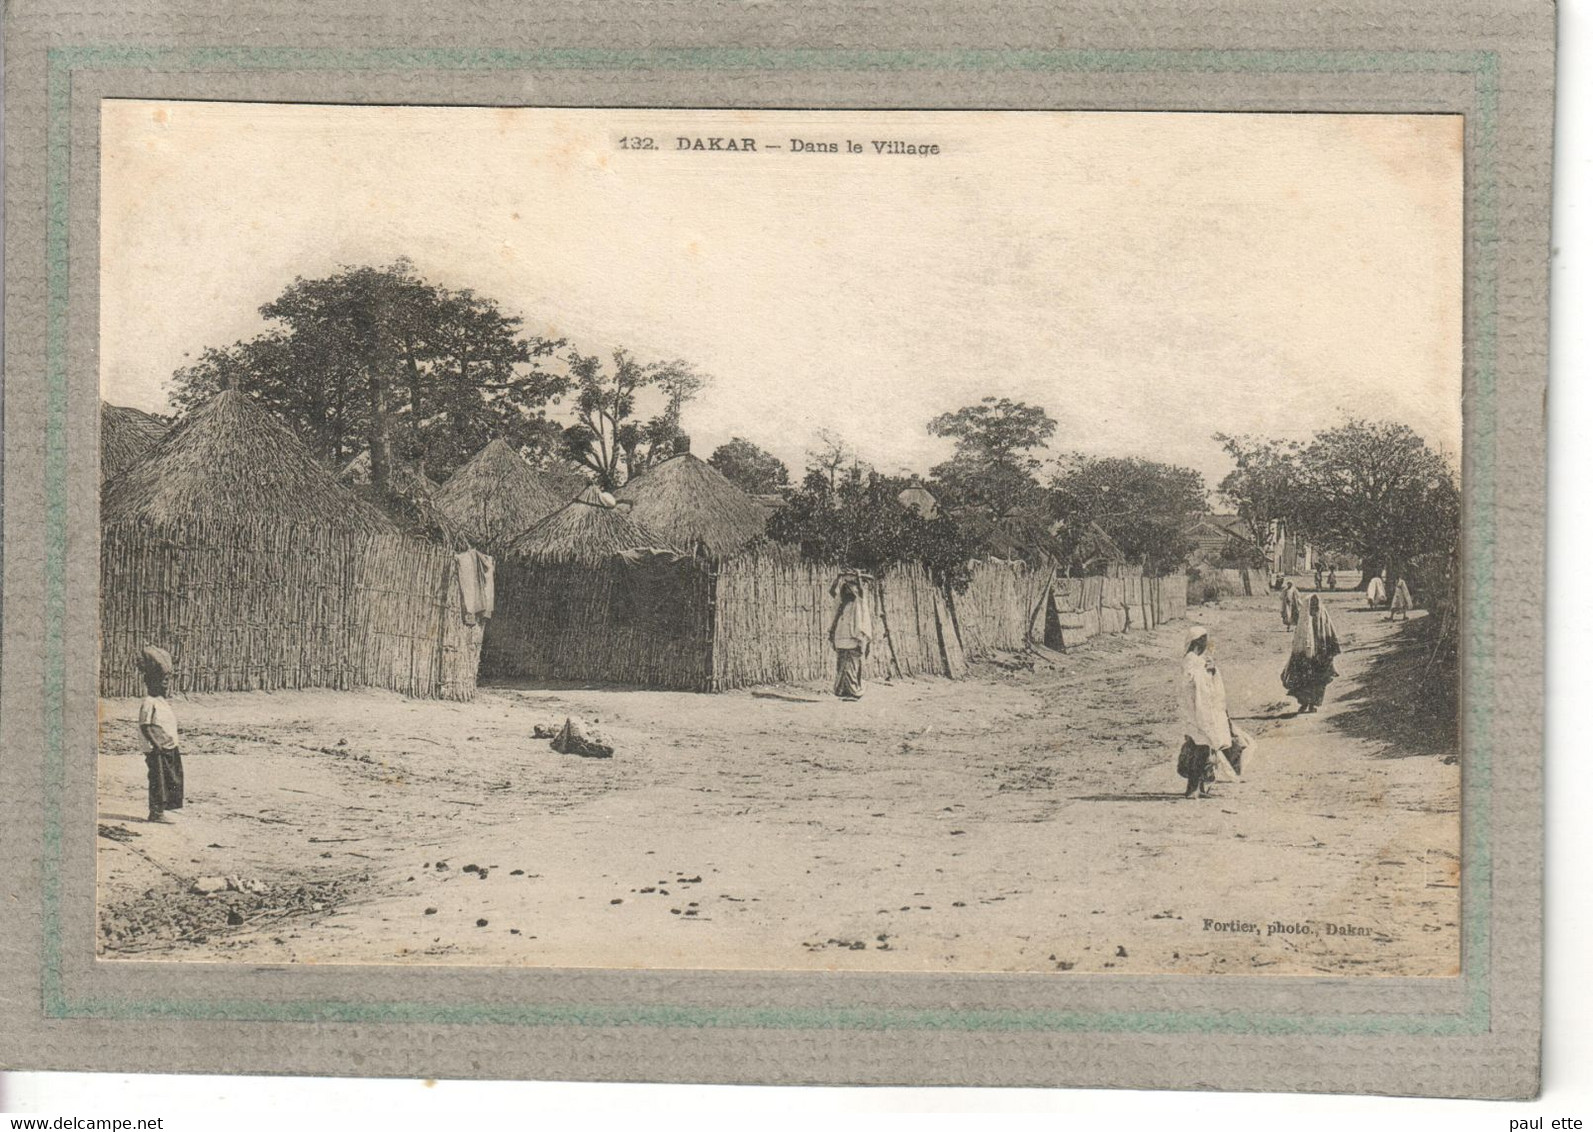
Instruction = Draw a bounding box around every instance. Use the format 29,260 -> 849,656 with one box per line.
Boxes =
101,402 -> 169,484
101,389 -> 395,533
507,484 -> 672,563
433,438 -> 573,550
614,453 -> 767,557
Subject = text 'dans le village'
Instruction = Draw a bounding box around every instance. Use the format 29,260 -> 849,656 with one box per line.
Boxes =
617,135 -> 943,156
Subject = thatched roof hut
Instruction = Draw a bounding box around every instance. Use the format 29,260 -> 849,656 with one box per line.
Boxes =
433,438 -> 574,551
100,402 -> 169,485
99,389 -> 483,701
614,452 -> 767,557
103,389 -> 393,533
506,484 -> 671,563
897,481 -> 940,519
953,507 -> 1070,566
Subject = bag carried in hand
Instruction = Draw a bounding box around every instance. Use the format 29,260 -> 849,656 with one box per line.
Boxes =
1229,726 -> 1258,776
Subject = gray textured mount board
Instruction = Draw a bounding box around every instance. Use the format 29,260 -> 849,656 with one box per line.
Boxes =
0,0 -> 1550,1096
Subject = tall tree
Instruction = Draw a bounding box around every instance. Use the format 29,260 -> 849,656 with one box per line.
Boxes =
1283,419 -> 1459,587
806,429 -> 859,491
1051,455 -> 1206,573
708,437 -> 791,495
559,348 -> 711,489
1213,432 -> 1300,556
169,260 -> 567,490
926,397 -> 1057,518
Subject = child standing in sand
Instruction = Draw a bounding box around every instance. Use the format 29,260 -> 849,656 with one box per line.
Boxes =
137,646 -> 184,823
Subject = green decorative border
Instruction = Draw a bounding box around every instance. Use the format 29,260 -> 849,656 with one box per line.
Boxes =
44,45 -> 1498,1033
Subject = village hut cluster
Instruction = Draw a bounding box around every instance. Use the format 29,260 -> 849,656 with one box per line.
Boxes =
99,392 -> 1188,703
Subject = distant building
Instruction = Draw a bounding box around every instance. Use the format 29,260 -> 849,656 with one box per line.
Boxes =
897,481 -> 939,519
1265,521 -> 1359,577
1185,513 -> 1260,566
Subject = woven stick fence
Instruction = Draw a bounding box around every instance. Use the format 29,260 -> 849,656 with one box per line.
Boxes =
475,546 -> 1181,694
947,559 -> 1064,659
100,517 -> 482,700
708,547 -> 962,690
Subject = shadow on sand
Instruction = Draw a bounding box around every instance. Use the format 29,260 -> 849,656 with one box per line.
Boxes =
1071,791 -> 1185,803
1327,618 -> 1458,759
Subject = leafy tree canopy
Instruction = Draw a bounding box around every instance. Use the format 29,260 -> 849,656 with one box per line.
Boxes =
768,466 -> 985,592
170,259 -> 566,489
708,437 -> 791,496
1051,455 -> 1206,574
927,397 -> 1058,521
1285,419 -> 1458,584
1214,432 -> 1300,552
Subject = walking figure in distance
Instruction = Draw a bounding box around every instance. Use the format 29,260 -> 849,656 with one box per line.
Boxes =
1389,576 -> 1413,621
1279,578 -> 1303,632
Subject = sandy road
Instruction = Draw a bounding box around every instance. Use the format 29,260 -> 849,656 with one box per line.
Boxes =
97,586 -> 1459,976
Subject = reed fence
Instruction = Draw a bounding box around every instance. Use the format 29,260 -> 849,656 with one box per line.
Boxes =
707,549 -> 964,690
947,560 -> 1051,657
476,547 -> 1183,693
100,517 -> 482,700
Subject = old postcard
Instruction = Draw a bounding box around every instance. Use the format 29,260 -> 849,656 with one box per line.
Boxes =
92,103 -> 1464,977
2,0 -> 1550,1096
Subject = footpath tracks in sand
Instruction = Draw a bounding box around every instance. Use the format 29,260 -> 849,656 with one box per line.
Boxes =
92,587 -> 1457,974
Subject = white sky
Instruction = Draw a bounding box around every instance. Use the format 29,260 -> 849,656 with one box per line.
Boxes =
101,103 -> 1463,491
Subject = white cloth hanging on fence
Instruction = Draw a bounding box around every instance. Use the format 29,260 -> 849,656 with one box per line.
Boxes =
455,549 -> 496,625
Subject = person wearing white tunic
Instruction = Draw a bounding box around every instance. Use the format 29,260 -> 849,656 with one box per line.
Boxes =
1366,573 -> 1388,609
1178,625 -> 1234,799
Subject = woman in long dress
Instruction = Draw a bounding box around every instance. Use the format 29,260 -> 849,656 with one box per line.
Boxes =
1366,572 -> 1388,609
1282,594 -> 1341,713
1178,625 -> 1235,799
828,578 -> 873,700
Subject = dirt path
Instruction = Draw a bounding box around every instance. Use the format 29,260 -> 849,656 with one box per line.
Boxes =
97,587 -> 1459,975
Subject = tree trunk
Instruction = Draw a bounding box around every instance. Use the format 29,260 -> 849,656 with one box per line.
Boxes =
367,364 -> 393,495
405,338 -> 424,438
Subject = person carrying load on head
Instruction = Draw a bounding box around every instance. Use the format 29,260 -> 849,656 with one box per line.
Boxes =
828,572 -> 874,701
136,646 -> 184,823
